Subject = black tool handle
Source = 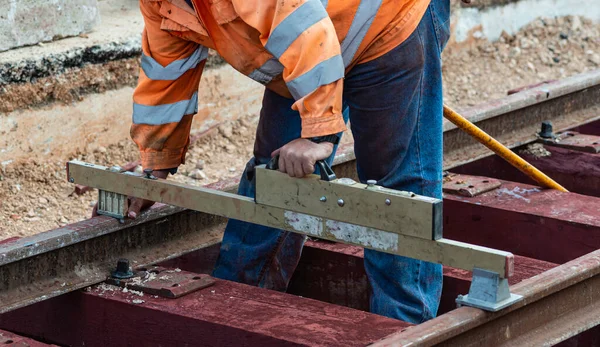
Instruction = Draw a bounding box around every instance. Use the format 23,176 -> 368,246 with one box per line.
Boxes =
266,155 -> 336,182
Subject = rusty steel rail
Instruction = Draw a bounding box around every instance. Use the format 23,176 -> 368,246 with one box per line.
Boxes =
443,69 -> 600,169
372,249 -> 600,346
1,70 -> 600,341
0,206 -> 226,314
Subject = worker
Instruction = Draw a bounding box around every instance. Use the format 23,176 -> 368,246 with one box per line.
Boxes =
123,0 -> 450,323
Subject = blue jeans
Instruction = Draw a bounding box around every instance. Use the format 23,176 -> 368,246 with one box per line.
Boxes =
213,2 -> 449,323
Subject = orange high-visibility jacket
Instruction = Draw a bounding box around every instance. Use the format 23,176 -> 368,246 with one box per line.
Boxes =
133,0 -> 430,170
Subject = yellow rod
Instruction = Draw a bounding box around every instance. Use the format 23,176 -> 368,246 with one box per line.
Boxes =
443,105 -> 568,192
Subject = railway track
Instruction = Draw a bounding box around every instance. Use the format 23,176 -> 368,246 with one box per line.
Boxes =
1,69 -> 600,346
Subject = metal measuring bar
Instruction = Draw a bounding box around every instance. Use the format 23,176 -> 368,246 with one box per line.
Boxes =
66,160 -> 521,311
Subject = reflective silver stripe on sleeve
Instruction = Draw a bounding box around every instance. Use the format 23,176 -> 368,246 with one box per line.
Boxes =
265,0 -> 328,58
286,54 -> 344,100
141,46 -> 208,81
248,58 -> 284,85
133,92 -> 198,125
340,0 -> 383,67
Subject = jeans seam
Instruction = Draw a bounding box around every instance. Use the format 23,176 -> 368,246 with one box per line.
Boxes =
415,17 -> 430,323
428,4 -> 443,55
256,231 -> 289,286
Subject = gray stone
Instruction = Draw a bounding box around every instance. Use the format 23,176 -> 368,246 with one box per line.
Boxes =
188,169 -> 207,180
0,0 -> 101,52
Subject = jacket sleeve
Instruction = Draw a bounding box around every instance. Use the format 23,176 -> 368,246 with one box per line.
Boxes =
131,0 -> 208,170
232,0 -> 347,138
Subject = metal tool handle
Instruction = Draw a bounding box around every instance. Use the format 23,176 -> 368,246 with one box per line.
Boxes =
266,155 -> 336,182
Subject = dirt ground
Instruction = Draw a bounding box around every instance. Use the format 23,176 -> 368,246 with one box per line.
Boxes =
1,16 -> 600,238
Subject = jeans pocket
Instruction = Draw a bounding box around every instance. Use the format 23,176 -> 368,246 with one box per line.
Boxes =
430,0 -> 451,52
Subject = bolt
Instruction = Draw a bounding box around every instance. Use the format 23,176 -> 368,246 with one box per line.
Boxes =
337,199 -> 345,207
367,180 -> 377,187
319,196 -> 327,202
385,199 -> 391,206
111,258 -> 134,279
539,121 -> 554,139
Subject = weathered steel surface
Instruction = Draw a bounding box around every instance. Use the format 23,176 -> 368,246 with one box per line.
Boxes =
443,174 -> 502,197
372,249 -> 600,346
545,131 -> 600,153
0,205 -> 224,314
444,178 -> 600,264
454,144 -> 600,198
0,329 -> 55,346
443,70 -> 600,169
105,267 -> 215,298
0,277 -> 410,347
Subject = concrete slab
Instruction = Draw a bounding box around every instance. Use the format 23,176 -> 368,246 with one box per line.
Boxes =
0,0 -> 100,52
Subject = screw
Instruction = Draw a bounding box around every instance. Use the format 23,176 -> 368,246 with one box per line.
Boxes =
69,177 -> 74,183
539,121 -> 554,139
111,258 -> 134,279
385,199 -> 391,206
367,180 -> 377,187
337,199 -> 345,207
320,196 -> 327,202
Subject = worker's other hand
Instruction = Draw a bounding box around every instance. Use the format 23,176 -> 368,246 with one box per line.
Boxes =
271,138 -> 333,178
91,169 -> 170,219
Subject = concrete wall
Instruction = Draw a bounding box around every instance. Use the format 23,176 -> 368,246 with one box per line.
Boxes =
452,0 -> 600,43
0,0 -> 100,52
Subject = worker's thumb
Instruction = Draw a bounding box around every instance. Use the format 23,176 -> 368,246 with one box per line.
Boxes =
127,198 -> 144,219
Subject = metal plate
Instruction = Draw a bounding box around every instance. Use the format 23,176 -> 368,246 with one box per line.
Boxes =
545,131 -> 600,153
443,174 -> 502,197
105,266 -> 215,298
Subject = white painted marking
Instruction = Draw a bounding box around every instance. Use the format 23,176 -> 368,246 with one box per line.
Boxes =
284,211 -> 323,237
325,220 -> 398,252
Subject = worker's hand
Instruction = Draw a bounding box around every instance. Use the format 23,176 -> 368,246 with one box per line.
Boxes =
91,169 -> 170,219
271,138 -> 333,178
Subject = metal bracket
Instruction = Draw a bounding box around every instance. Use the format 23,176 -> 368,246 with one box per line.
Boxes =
456,268 -> 523,312
106,266 -> 215,298
443,174 -> 502,197
541,131 -> 600,153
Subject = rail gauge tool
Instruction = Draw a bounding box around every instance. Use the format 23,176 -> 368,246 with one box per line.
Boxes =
66,159 -> 522,311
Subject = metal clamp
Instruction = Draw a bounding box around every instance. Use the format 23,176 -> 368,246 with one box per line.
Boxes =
456,268 -> 523,311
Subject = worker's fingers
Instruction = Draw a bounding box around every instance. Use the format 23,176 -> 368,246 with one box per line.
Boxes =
292,158 -> 305,178
127,197 -> 146,219
302,160 -> 314,176
278,153 -> 287,175
271,148 -> 281,157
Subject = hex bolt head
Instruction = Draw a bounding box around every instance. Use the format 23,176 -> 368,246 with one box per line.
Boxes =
337,199 -> 345,207
385,199 -> 391,206
111,258 -> 134,279
367,180 -> 377,187
319,196 -> 327,202
539,121 -> 554,139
